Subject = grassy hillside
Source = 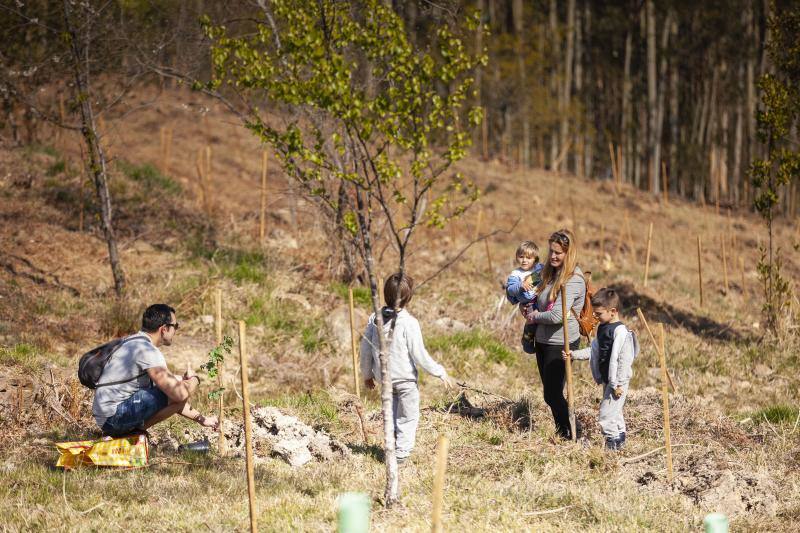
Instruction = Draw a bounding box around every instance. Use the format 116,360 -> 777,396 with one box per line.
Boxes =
1,86 -> 799,531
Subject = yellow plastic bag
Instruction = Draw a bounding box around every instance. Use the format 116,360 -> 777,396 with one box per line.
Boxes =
56,434 -> 149,468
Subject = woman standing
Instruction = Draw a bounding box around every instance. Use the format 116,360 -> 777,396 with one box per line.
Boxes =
525,229 -> 586,440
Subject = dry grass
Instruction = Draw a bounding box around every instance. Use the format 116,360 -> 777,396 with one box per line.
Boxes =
1,85 -> 800,530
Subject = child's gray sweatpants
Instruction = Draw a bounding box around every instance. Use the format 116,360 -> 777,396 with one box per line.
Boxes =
392,381 -> 420,459
598,383 -> 627,439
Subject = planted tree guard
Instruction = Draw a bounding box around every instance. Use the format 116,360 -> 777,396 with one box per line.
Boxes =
658,323 -> 674,482
215,289 -> 226,456
561,286 -> 577,441
431,435 -> 450,533
643,222 -> 654,287
238,321 -> 257,533
697,236 -> 704,307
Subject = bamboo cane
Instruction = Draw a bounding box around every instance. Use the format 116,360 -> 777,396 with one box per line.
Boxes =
740,257 -> 745,290
658,323 -> 674,483
215,289 -> 226,456
643,222 -> 654,287
348,287 -> 361,399
722,235 -> 729,294
431,435 -> 450,533
697,236 -> 704,308
481,107 -> 489,161
260,150 -> 268,243
635,308 -> 677,393
238,321 -> 258,533
560,286 -> 576,441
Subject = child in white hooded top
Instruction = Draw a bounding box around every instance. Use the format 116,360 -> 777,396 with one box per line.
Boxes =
360,272 -> 454,463
564,288 -> 639,450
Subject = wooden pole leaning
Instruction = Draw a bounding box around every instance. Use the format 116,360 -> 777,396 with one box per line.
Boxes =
348,287 -> 361,399
238,321 -> 258,533
560,286 -> 577,442
259,150 -> 268,243
658,323 -> 674,483
431,434 -> 450,533
697,236 -> 704,308
643,222 -> 654,287
635,308 -> 677,393
215,289 -> 226,456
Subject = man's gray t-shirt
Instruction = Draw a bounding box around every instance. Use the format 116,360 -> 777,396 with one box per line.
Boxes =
92,332 -> 168,427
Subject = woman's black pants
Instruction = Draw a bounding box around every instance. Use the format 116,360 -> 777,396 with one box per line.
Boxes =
535,339 -> 580,439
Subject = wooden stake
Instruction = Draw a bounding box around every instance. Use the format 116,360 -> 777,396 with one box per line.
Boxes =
238,321 -> 258,533
348,287 -> 361,399
643,222 -> 654,287
483,238 -> 494,274
661,161 -> 669,204
205,145 -> 212,184
259,150 -> 268,242
635,309 -> 677,393
78,177 -> 85,232
599,222 -> 606,255
721,235 -> 729,294
658,323 -> 674,483
697,236 -> 704,308
57,94 -> 65,145
431,434 -> 450,533
215,289 -> 226,456
617,145 -> 624,186
625,212 -> 635,261
739,256 -> 745,290
481,107 -> 489,161
561,286 -> 576,441
474,208 -> 483,241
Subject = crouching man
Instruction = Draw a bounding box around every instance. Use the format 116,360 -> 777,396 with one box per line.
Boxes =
92,304 -> 218,437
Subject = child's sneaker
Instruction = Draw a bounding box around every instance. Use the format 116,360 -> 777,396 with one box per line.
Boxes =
604,433 -> 625,451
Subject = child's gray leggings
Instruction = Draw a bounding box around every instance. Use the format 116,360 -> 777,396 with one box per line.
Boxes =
598,383 -> 627,439
392,381 -> 420,459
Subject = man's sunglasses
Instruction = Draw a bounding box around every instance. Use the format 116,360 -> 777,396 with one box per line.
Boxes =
163,322 -> 179,330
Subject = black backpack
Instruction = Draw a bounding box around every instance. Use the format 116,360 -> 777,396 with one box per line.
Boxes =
78,336 -> 146,389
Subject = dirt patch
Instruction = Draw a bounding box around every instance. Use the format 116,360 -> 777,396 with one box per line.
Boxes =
632,449 -> 778,517
154,406 -> 351,467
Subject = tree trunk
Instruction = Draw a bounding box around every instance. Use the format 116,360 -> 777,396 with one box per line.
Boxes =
473,0 -> 484,153
652,10 -> 673,199
621,27 -> 632,184
63,1 -> 126,296
646,0 -> 658,194
549,0 -> 559,167
512,0 -> 530,168
574,3 -> 584,177
354,188 -> 398,506
668,17 -> 678,197
557,0 -> 575,172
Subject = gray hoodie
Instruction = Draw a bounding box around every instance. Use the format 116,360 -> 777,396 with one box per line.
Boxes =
359,308 -> 447,385
533,267 -> 586,346
571,324 -> 640,388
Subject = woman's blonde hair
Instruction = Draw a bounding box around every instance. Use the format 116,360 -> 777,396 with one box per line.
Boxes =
540,228 -> 578,302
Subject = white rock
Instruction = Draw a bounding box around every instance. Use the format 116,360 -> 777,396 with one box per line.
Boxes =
273,438 -> 313,467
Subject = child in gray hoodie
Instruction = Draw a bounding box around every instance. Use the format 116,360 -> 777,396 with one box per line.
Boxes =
564,288 -> 639,450
360,272 -> 454,463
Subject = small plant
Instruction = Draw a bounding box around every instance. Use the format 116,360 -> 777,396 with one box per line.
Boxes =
201,336 -> 233,400
117,160 -> 182,195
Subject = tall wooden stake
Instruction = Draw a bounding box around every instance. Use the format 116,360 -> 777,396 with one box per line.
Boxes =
431,435 -> 450,533
599,222 -> 606,256
215,289 -> 226,456
483,238 -> 494,275
238,321 -> 258,533
635,309 -> 677,392
481,107 -> 489,160
609,142 -> 619,193
643,222 -> 654,287
658,323 -> 674,483
739,256 -> 745,290
259,150 -> 268,243
697,236 -> 704,307
78,177 -> 85,232
474,208 -> 483,241
561,286 -> 576,441
348,287 -> 361,398
661,161 -> 669,204
721,235 -> 729,293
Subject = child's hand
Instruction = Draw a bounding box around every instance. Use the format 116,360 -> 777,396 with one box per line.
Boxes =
521,275 -> 533,292
364,378 -> 376,390
439,375 -> 456,391
612,386 -> 624,399
561,350 -> 571,361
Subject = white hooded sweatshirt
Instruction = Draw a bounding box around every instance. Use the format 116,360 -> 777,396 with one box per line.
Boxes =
359,308 -> 447,385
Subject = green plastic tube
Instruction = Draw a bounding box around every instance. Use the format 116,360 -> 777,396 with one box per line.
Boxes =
703,513 -> 729,533
337,492 -> 371,533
